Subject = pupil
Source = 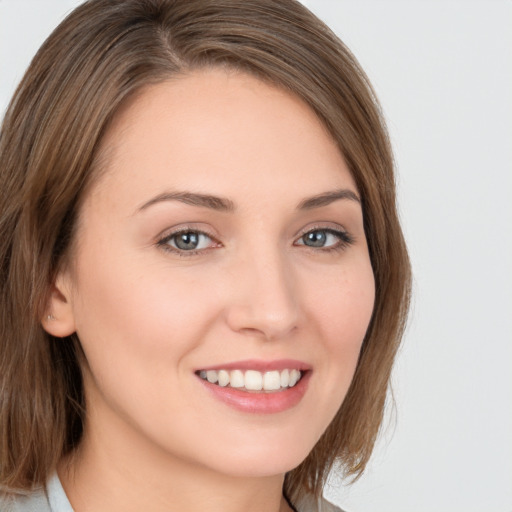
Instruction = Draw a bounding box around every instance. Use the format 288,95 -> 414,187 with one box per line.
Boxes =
304,231 -> 326,247
176,232 -> 199,250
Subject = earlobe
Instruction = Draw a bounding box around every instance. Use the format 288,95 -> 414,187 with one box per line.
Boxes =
41,274 -> 76,338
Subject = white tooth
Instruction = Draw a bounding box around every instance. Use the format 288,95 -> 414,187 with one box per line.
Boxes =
206,370 -> 218,384
230,369 -> 244,388
218,370 -> 229,387
280,369 -> 290,387
263,371 -> 281,391
199,370 -> 207,379
244,370 -> 263,391
289,369 -> 300,387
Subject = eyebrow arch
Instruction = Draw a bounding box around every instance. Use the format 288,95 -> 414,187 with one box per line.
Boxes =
137,191 -> 235,213
137,188 -> 360,214
296,189 -> 361,210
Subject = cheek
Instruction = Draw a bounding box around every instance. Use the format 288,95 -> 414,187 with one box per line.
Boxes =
70,254 -> 225,444
327,272 -> 375,351
308,255 -> 375,344
304,258 -> 375,405
72,256 -> 221,372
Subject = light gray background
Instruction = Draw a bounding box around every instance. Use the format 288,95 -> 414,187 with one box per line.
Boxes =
1,1 -> 511,511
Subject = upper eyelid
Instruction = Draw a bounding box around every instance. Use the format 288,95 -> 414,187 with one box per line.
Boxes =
157,225 -> 219,243
158,223 -> 347,239
294,222 -> 349,238
297,227 -> 347,238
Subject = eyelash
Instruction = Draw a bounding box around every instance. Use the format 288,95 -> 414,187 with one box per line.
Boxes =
295,226 -> 355,253
157,226 -> 354,257
157,227 -> 219,257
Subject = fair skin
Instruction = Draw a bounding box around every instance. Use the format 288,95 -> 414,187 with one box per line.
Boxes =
44,68 -> 375,512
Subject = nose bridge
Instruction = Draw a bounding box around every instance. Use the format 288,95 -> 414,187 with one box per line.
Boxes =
226,239 -> 299,340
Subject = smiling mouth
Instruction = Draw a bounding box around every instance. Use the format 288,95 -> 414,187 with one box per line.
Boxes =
196,369 -> 303,393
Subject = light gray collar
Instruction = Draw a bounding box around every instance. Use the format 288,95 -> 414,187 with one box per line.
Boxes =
47,472 -> 74,512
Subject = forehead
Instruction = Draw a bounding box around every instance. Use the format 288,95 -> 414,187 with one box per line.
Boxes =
89,68 -> 356,210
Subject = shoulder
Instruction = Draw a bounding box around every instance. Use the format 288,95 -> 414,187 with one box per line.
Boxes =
0,472 -> 72,512
0,488 -> 51,512
295,493 -> 348,512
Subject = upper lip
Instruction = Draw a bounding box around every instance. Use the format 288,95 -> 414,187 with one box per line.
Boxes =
196,359 -> 312,372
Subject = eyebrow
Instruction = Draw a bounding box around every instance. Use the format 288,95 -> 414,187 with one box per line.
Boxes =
296,189 -> 361,209
138,191 -> 235,212
137,188 -> 360,213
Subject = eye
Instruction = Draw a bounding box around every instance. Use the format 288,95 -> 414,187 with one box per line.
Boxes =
295,228 -> 353,250
158,229 -> 218,254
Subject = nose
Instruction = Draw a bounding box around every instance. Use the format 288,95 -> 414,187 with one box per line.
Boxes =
225,250 -> 299,341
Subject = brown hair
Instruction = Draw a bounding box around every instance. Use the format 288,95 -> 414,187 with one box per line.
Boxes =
0,0 -> 411,503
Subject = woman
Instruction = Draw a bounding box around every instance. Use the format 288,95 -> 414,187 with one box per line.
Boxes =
0,1 -> 411,511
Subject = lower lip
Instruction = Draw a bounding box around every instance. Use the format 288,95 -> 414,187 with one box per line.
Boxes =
197,372 -> 311,414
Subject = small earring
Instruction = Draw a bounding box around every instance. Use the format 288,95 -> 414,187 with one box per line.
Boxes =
47,314 -> 55,320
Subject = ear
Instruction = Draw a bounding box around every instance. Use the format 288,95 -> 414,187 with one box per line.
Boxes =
41,271 -> 77,338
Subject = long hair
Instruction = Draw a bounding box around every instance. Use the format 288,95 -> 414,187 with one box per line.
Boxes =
0,0 -> 411,502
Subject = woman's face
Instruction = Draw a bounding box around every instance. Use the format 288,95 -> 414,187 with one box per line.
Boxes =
56,68 -> 375,477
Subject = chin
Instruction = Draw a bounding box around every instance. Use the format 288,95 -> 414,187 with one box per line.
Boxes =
196,432 -> 315,479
